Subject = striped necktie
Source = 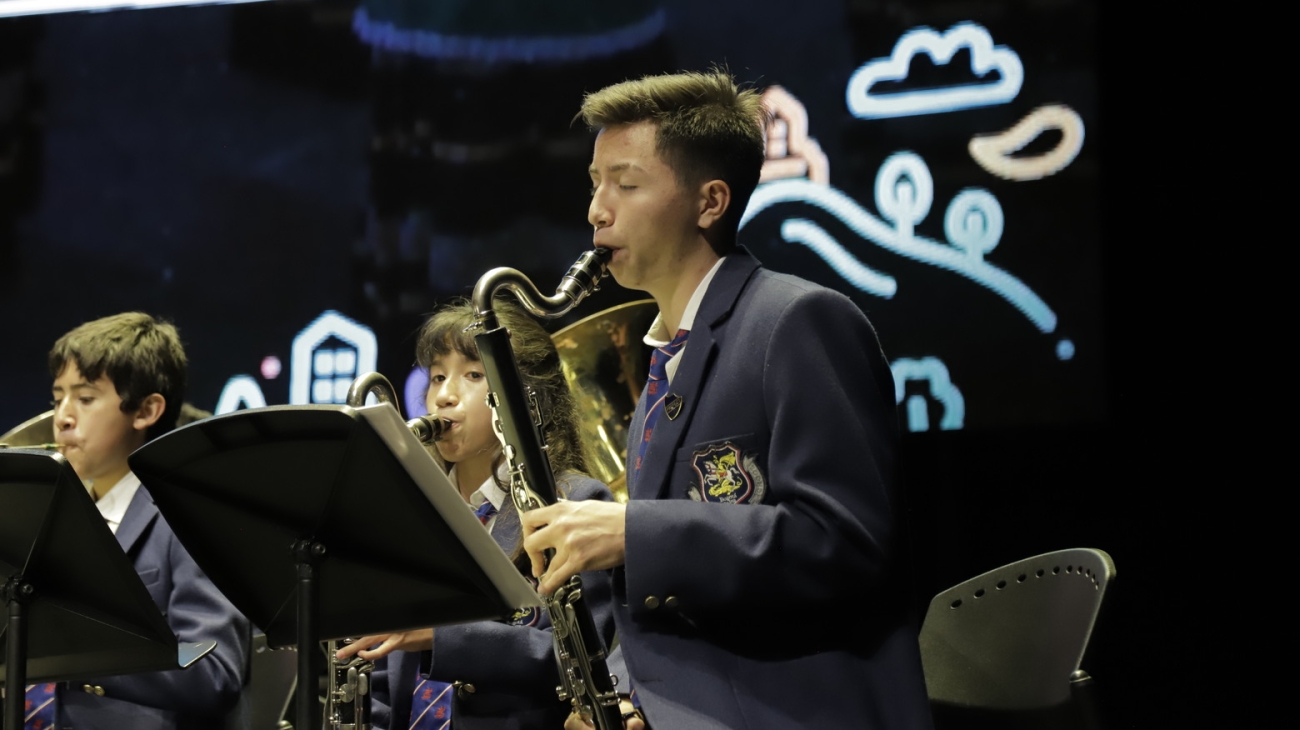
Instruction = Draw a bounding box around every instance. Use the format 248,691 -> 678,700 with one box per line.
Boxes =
24,683 -> 57,730
408,672 -> 452,730
633,328 -> 689,487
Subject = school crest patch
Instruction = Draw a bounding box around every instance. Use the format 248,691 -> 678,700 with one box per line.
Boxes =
688,442 -> 766,505
508,605 -> 541,627
507,575 -> 542,626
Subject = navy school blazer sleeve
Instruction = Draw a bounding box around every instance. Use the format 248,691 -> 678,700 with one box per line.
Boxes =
91,494 -> 251,715
425,474 -> 618,697
622,280 -> 900,623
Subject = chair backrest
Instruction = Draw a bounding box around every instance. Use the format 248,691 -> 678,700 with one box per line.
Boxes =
919,548 -> 1115,710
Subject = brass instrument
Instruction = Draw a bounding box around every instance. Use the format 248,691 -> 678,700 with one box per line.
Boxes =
551,299 -> 656,502
0,411 -> 57,449
467,247 -> 624,730
0,403 -> 214,450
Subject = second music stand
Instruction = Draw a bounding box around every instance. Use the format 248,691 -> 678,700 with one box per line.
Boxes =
128,403 -> 542,730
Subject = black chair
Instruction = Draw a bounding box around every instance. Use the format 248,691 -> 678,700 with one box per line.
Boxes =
919,548 -> 1115,729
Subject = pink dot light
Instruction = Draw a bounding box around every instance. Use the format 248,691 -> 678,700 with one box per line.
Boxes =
261,356 -> 282,380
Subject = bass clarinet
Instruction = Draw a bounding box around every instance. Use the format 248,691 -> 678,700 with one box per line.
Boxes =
466,247 -> 624,730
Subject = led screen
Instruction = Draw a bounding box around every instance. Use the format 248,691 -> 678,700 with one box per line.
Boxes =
0,0 -> 1099,434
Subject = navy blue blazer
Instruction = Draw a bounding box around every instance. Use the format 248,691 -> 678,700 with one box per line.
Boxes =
371,473 -> 617,730
616,250 -> 933,729
58,483 -> 251,730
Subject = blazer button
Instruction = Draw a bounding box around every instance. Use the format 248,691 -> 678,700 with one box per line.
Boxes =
644,596 -> 660,610
454,681 -> 476,699
83,684 -> 105,696
664,596 -> 680,610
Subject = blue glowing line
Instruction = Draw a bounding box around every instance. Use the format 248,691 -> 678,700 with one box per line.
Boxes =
352,7 -> 667,63
741,176 -> 1057,333
891,357 -> 965,430
779,219 -> 898,298
846,22 -> 1023,119
215,375 -> 267,415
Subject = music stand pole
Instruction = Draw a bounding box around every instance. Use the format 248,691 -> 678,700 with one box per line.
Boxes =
291,540 -> 325,730
3,577 -> 33,730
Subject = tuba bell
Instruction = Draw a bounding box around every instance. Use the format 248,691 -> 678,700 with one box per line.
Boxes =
551,299 -> 657,503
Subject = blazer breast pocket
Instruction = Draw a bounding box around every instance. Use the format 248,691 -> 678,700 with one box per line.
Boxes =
136,567 -> 167,609
675,434 -> 768,505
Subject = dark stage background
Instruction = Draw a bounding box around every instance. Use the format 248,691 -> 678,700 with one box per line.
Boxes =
0,0 -> 1198,726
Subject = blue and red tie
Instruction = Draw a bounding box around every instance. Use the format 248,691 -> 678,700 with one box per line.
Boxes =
408,672 -> 452,730
473,499 -> 497,526
633,328 -> 689,487
24,683 -> 56,730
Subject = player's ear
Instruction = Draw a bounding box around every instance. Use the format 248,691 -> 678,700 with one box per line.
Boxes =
697,179 -> 732,233
132,394 -> 165,432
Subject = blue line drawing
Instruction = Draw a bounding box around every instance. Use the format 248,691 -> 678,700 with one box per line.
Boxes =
779,219 -> 898,298
891,357 -> 965,431
290,310 -> 378,405
846,22 -> 1023,119
215,375 -> 267,415
740,151 -> 1057,333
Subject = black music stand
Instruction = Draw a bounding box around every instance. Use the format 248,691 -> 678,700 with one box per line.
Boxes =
128,404 -> 542,730
0,450 -> 215,730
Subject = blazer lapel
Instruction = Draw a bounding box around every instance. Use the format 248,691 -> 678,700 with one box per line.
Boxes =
114,484 -> 160,555
630,250 -> 762,501
490,495 -> 521,555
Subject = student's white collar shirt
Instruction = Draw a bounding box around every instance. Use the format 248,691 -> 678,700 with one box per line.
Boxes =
448,462 -> 508,532
93,472 -> 141,535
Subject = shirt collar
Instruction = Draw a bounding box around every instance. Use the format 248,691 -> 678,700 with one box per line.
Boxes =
448,462 -> 509,512
644,256 -> 727,347
94,471 -> 141,534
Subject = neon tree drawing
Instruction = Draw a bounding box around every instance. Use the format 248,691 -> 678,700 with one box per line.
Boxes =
741,151 -> 1057,334
846,22 -> 1023,119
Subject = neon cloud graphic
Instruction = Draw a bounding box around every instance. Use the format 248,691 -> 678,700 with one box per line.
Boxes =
741,151 -> 1057,333
846,22 -> 1023,119
969,104 -> 1085,181
891,357 -> 965,431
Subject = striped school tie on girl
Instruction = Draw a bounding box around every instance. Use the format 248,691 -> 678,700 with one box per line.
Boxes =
473,499 -> 497,526
24,683 -> 56,730
632,328 -> 689,488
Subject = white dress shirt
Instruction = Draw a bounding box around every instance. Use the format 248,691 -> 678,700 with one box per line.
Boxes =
93,472 -> 141,535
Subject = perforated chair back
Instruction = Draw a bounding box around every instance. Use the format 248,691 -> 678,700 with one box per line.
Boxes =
919,548 -> 1115,710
